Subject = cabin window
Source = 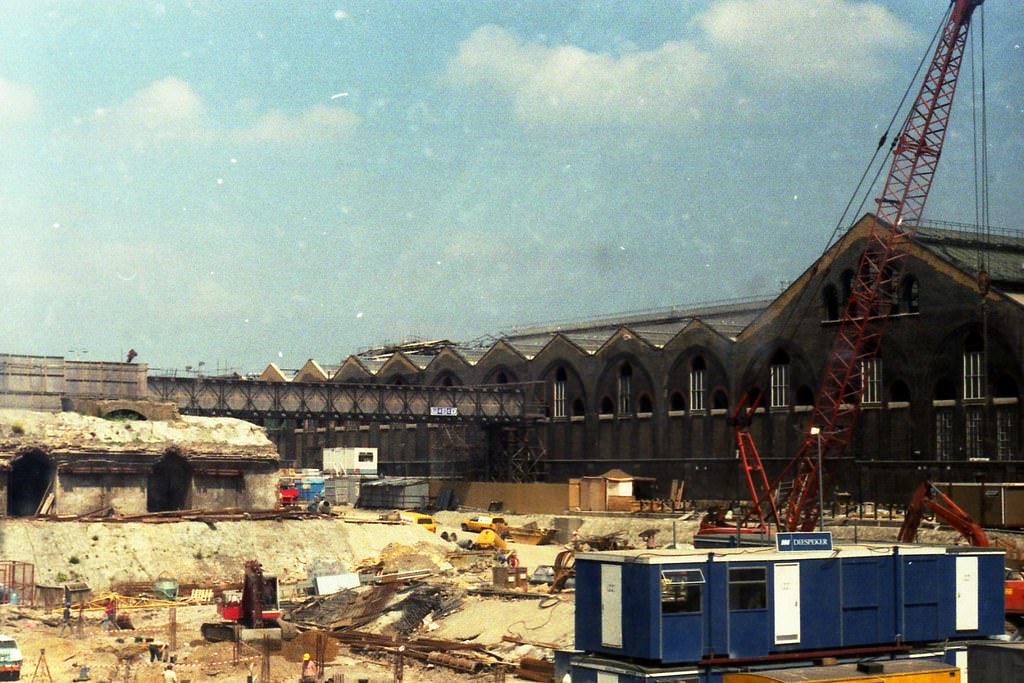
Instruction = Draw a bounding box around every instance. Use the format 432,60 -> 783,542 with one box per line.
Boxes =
729,567 -> 767,611
661,569 -> 703,614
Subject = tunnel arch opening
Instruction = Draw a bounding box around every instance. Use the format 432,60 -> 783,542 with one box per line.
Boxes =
7,449 -> 54,516
147,451 -> 192,512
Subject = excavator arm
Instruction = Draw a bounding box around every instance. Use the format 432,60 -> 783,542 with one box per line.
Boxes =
897,480 -> 989,546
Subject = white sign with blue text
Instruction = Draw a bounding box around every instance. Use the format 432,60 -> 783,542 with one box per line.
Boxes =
776,531 -> 833,552
429,406 -> 458,417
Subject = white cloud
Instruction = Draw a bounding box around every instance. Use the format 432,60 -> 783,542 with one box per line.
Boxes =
696,0 -> 918,87
233,104 -> 359,144
449,25 -> 719,127
449,2 -> 918,128
90,79 -> 358,147
94,77 -> 208,142
0,78 -> 39,123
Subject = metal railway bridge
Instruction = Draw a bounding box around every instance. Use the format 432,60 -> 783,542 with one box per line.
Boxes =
146,375 -> 549,480
146,375 -> 544,424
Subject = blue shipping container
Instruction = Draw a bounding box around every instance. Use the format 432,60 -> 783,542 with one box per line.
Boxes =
574,544 -> 1004,665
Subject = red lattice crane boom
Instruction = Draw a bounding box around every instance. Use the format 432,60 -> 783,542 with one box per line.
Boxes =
777,0 -> 985,531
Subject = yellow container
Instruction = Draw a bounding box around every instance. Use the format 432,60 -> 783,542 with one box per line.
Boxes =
723,659 -> 959,683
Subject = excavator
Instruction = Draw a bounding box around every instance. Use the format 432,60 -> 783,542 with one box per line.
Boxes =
898,480 -> 1024,625
697,0 -> 989,542
202,559 -> 296,643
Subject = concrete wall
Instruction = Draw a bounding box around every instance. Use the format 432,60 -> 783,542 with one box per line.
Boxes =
191,474 -> 245,509
64,361 -> 147,400
56,472 -> 149,515
429,480 -> 569,514
40,466 -> 278,517
0,354 -> 65,410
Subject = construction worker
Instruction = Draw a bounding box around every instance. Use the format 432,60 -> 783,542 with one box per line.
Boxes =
100,597 -> 117,630
300,653 -> 318,683
162,664 -> 177,683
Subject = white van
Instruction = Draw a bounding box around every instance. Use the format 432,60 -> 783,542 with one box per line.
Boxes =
0,635 -> 22,681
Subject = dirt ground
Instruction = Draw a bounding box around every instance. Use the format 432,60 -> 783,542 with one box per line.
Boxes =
0,505 -> 999,683
0,510 -> 579,683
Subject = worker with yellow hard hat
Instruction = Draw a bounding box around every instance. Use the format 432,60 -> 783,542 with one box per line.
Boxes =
300,653 -> 317,683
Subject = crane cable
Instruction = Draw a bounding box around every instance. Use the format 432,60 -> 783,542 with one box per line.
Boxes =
825,3 -> 953,251
971,5 -> 990,275
770,6 -> 952,348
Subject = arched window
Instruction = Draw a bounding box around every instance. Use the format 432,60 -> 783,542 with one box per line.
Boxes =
795,385 -> 814,407
963,333 -> 985,400
841,270 -> 855,309
901,276 -> 920,314
712,389 -> 729,411
441,375 -> 454,387
690,356 -> 706,412
890,380 -> 911,403
669,392 -> 686,412
553,367 -> 567,419
600,396 -> 614,416
995,374 -> 1019,399
618,363 -> 633,415
935,378 -> 956,401
823,284 -> 840,321
638,394 -> 653,414
770,350 -> 790,408
860,355 -> 882,405
573,398 -> 586,416
495,371 -> 509,384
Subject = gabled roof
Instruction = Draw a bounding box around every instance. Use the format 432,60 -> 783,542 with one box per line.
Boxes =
258,363 -> 290,382
293,359 -> 328,382
662,317 -> 734,351
332,356 -> 374,381
375,352 -> 421,378
423,346 -> 473,374
594,327 -> 656,357
475,339 -> 526,366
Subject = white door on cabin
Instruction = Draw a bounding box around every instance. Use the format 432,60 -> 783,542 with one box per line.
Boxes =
601,564 -> 623,648
773,562 -> 801,645
955,555 -> 979,631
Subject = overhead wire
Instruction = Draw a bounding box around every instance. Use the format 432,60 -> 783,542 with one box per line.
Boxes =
769,5 -> 952,355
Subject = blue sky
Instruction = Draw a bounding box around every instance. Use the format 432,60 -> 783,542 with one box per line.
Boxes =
1,1 -> 1020,373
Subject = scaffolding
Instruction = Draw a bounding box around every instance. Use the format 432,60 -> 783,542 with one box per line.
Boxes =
0,561 -> 35,606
